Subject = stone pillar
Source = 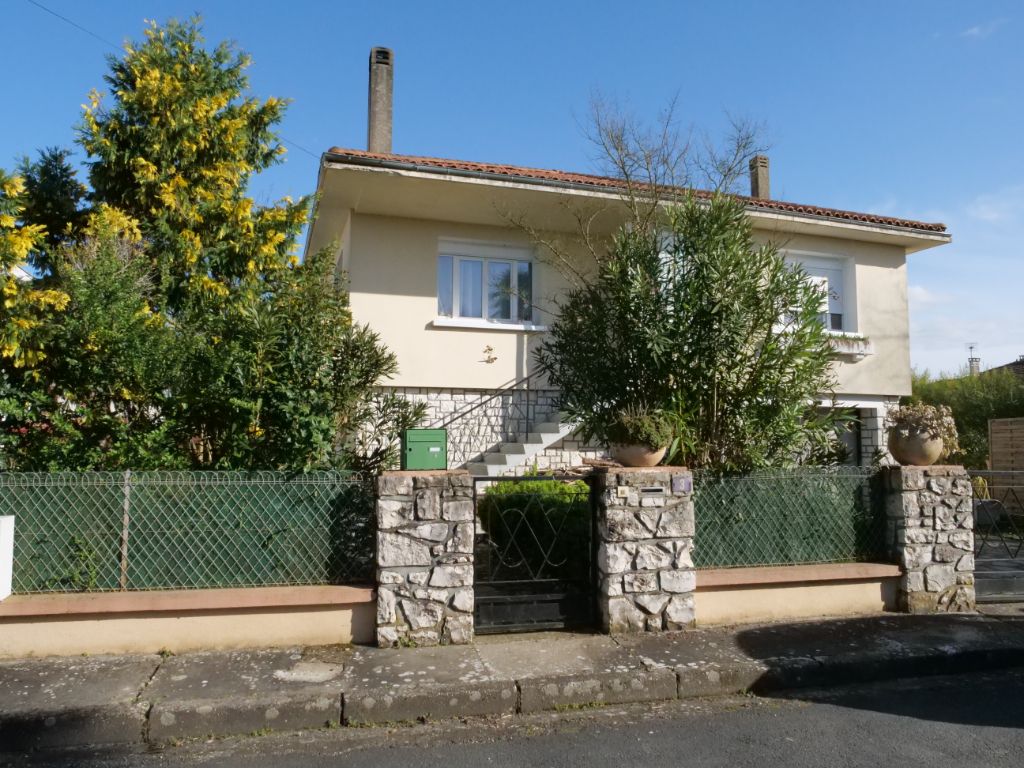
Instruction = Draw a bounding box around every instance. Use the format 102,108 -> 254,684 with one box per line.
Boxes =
884,465 -> 976,613
375,470 -> 475,647
594,467 -> 696,633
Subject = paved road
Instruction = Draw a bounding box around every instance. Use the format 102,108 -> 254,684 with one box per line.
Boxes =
8,669 -> 1024,767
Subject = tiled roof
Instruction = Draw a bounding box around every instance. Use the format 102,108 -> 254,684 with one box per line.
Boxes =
325,147 -> 948,234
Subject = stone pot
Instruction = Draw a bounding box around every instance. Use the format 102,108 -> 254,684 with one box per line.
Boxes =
609,444 -> 667,468
888,427 -> 943,466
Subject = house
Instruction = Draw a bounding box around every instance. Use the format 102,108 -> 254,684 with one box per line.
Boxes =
305,48 -> 952,475
986,355 -> 1024,379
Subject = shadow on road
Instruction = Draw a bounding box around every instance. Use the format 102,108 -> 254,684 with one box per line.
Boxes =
733,613 -> 1024,730
777,667 -> 1024,729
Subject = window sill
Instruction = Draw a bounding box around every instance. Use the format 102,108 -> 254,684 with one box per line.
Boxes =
827,332 -> 873,361
431,317 -> 549,333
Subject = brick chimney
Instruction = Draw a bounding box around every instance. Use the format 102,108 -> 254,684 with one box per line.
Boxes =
367,47 -> 393,154
749,155 -> 770,199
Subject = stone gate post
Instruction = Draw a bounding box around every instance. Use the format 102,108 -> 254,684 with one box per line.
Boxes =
375,470 -> 475,647
593,467 -> 697,633
884,465 -> 976,613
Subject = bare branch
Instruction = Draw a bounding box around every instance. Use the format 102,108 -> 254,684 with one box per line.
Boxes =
505,96 -> 768,287
691,113 -> 770,194
499,205 -> 592,289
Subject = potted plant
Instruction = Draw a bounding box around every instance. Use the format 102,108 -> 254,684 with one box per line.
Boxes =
887,403 -> 959,466
606,406 -> 672,467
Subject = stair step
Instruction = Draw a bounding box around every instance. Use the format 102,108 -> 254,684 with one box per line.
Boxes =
484,452 -> 513,465
465,418 -> 577,476
533,422 -> 563,433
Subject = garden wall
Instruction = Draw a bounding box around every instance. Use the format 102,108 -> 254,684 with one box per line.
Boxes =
0,586 -> 375,657
694,563 -> 900,625
0,471 -> 376,657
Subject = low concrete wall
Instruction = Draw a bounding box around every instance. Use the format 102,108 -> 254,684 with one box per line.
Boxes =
0,586 -> 375,658
694,563 -> 900,626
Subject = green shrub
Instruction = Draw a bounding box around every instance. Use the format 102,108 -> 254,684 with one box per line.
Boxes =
536,194 -> 840,472
911,368 -> 1024,469
606,406 -> 673,449
477,479 -> 591,583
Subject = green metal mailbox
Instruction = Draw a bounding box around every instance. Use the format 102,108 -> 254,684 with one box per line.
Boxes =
401,428 -> 447,470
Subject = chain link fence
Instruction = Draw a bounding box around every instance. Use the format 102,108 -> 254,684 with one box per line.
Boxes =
2,471 -> 373,593
693,467 -> 888,568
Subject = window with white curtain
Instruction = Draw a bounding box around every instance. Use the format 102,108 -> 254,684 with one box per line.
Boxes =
804,265 -> 845,331
786,253 -> 851,333
437,242 -> 533,323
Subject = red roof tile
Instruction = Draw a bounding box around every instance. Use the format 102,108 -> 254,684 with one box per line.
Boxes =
324,147 -> 948,234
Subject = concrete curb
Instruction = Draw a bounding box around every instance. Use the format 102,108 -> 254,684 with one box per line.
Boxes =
4,639 -> 1024,751
342,679 -> 518,725
2,626 -> 1024,753
0,702 -> 148,752
750,647 -> 1024,695
148,693 -> 341,743
518,668 -> 678,714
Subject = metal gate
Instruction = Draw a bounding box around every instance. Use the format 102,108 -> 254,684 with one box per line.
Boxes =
473,475 -> 596,633
970,471 -> 1024,602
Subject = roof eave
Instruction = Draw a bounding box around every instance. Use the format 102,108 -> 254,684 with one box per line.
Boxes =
318,150 -> 950,249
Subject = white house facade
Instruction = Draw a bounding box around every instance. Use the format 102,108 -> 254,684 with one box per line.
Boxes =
305,49 -> 951,475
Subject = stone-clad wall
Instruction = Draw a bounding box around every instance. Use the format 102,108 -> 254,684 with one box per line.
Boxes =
375,471 -> 475,647
884,465 -> 975,614
594,468 -> 697,633
383,386 -> 608,473
384,386 -> 558,441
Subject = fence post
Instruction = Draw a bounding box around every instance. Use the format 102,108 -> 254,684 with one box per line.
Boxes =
0,515 -> 13,600
375,469 -> 475,647
884,465 -> 975,613
593,467 -> 696,633
119,470 -> 131,591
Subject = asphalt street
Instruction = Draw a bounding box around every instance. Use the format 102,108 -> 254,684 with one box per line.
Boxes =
8,669 -> 1024,768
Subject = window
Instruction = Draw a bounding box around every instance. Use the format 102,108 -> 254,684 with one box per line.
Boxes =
786,253 -> 851,333
804,265 -> 845,331
437,244 -> 533,323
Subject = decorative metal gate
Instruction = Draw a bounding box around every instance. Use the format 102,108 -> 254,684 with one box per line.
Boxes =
970,471 -> 1024,602
473,475 -> 596,633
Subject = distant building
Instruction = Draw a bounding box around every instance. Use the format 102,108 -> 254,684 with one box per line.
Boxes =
987,355 -> 1024,379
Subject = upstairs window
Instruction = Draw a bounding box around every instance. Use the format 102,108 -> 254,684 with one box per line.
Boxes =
437,243 -> 533,323
786,253 -> 851,333
804,265 -> 845,332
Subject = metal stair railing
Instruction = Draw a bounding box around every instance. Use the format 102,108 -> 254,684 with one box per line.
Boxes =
431,371 -> 556,468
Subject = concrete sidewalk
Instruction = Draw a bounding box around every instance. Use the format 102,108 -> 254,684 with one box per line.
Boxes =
3,611 -> 1024,752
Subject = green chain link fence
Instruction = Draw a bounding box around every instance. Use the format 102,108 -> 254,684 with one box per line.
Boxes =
1,471 -> 374,593
693,467 -> 888,568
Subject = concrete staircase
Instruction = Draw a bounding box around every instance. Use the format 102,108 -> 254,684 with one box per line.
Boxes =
466,415 -> 576,477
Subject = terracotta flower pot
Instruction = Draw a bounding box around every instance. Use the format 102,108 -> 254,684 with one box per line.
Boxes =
610,444 -> 667,468
888,428 -> 943,466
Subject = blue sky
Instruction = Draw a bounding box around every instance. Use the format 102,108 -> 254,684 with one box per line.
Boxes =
3,0 -> 1021,376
